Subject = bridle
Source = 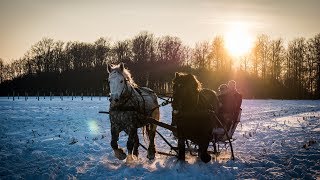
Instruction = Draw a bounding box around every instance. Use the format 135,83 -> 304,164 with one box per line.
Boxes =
108,70 -> 133,103
172,81 -> 200,112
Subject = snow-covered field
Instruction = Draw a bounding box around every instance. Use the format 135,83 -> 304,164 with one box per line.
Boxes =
0,97 -> 319,179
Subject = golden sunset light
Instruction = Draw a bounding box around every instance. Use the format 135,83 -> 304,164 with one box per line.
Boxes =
224,22 -> 253,57
0,1 -> 320,179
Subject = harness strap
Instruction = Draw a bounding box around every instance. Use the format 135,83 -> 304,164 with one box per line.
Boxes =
110,106 -> 137,112
135,87 -> 147,116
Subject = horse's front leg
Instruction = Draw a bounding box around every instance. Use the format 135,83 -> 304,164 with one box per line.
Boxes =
111,126 -> 126,160
198,141 -> 211,163
126,129 -> 138,162
178,136 -> 186,161
133,130 -> 139,157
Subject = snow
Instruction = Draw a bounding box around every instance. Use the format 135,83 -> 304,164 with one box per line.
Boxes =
0,97 -> 320,179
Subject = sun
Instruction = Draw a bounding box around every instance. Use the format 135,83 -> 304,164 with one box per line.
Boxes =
224,22 -> 253,57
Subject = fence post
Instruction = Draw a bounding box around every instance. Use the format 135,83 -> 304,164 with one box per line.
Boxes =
13,91 -> 15,101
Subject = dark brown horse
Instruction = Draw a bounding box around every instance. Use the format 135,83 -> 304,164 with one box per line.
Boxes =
172,72 -> 220,163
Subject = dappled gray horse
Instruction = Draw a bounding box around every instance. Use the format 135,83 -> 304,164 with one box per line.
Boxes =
107,63 -> 160,162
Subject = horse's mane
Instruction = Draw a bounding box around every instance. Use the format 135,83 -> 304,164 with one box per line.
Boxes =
190,74 -> 202,92
112,64 -> 137,87
173,72 -> 202,92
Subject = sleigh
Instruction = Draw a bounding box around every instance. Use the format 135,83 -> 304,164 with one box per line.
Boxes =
210,108 -> 242,160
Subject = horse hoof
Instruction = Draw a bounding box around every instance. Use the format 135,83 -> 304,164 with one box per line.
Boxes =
114,148 -> 127,160
147,147 -> 156,160
147,153 -> 155,160
126,154 -> 137,163
200,153 -> 211,163
133,152 -> 139,158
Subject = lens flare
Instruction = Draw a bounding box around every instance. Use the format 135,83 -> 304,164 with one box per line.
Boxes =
88,120 -> 99,134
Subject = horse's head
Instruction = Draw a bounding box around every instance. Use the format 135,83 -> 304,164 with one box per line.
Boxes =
107,63 -> 136,103
172,72 -> 202,111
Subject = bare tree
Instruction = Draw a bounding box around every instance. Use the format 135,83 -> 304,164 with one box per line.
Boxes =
156,36 -> 184,67
94,37 -> 111,67
208,36 -> 229,71
51,41 -> 65,72
132,31 -> 156,63
306,34 -> 320,98
0,58 -> 4,83
270,39 -> 285,81
286,38 -> 306,97
239,54 -> 251,72
252,35 -> 270,79
30,38 -> 55,73
193,41 -> 210,70
113,39 -> 132,64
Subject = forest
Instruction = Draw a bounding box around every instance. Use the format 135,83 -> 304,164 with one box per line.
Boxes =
0,31 -> 319,99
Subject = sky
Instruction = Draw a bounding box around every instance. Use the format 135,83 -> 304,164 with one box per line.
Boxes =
0,0 -> 320,63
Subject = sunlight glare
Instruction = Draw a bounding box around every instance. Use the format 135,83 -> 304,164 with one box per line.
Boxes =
224,22 -> 253,57
88,120 -> 99,134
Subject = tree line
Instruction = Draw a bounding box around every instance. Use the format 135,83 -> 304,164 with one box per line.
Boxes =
0,31 -> 319,99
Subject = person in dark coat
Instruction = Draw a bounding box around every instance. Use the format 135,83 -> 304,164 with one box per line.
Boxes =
217,84 -> 229,113
217,81 -> 242,129
217,83 -> 232,128
227,80 -> 242,119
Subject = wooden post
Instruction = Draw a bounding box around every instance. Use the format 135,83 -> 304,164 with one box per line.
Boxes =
44,93 -> 45,99
72,92 -> 73,100
13,91 -> 15,101
50,92 -> 52,101
25,92 -> 27,101
99,93 -> 101,100
37,92 -> 39,101
18,93 -> 19,99
81,93 -> 83,100
91,93 -> 93,100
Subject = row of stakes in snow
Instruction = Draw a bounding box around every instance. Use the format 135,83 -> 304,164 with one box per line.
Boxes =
8,92 -> 103,101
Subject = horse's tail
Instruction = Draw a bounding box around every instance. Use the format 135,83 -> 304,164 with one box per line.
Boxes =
142,104 -> 160,146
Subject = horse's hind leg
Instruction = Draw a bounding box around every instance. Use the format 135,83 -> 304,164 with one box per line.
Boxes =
147,107 -> 159,160
146,124 -> 156,160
